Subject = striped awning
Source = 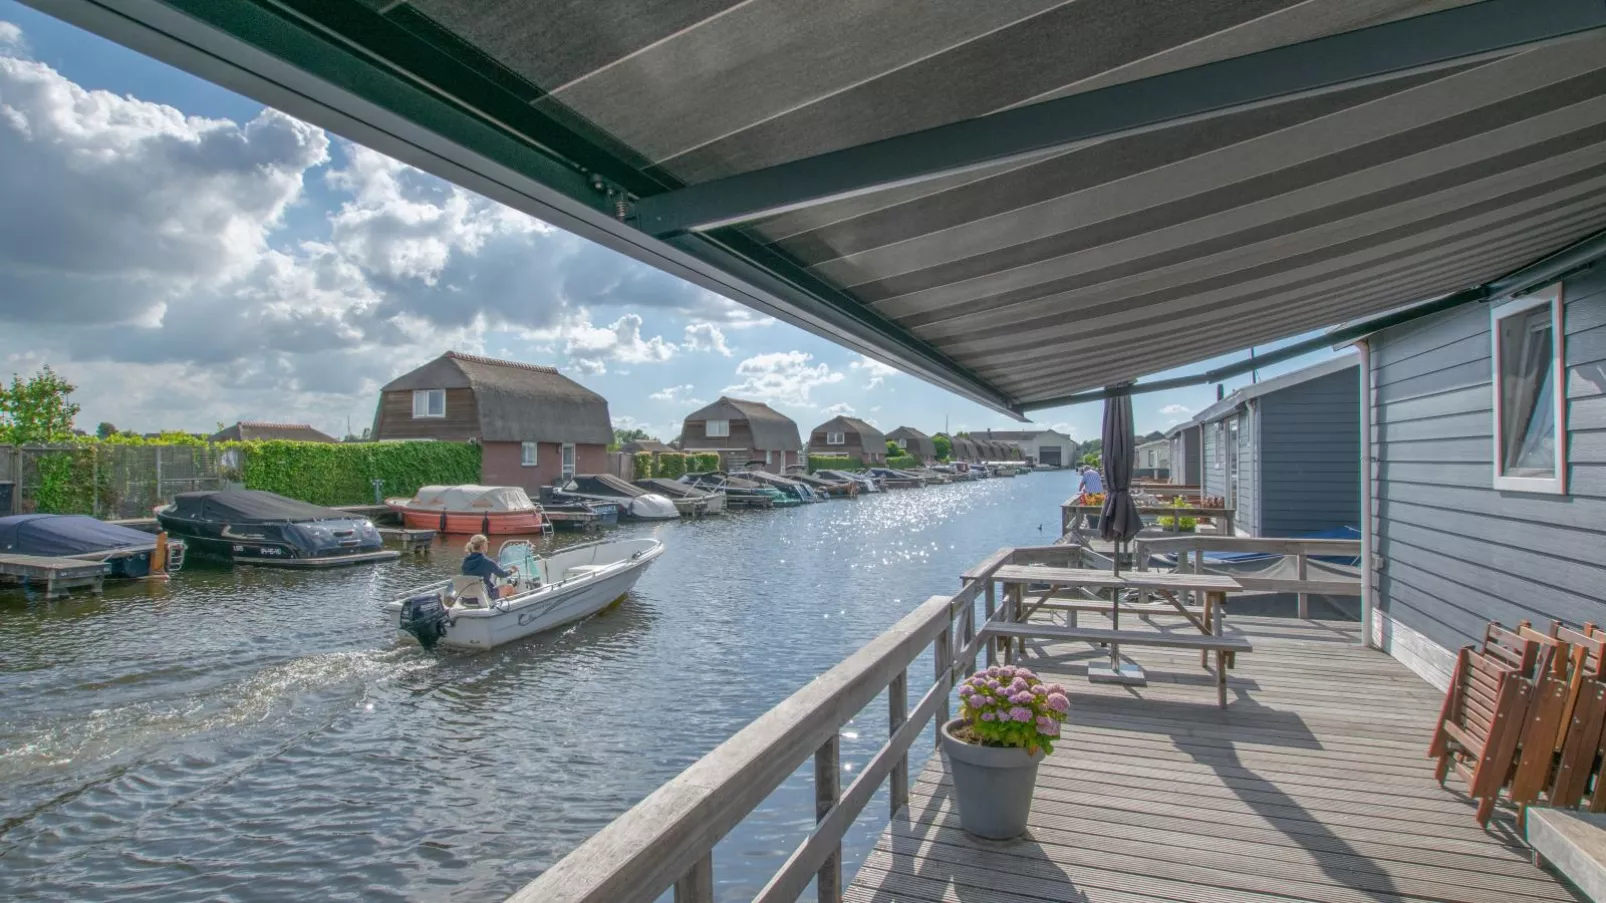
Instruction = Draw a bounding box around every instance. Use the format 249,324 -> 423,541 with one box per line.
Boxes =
35,0 -> 1606,415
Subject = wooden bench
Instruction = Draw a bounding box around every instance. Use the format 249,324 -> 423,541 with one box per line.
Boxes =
986,622 -> 1252,708
1527,809 -> 1606,901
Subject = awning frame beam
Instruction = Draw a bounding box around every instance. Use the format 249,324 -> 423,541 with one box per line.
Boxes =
633,0 -> 1606,236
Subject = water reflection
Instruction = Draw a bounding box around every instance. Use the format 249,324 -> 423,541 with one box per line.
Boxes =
1,471 -> 1075,901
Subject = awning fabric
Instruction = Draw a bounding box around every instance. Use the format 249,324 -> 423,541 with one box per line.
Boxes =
32,0 -> 1606,414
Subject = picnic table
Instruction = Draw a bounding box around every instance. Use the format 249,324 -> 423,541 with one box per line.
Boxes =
989,564 -> 1249,707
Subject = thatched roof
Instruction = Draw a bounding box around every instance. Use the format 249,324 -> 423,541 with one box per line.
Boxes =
382,352 -> 611,444
886,427 -> 936,459
209,421 -> 337,443
683,396 -> 801,451
809,416 -> 885,451
941,434 -> 978,461
623,439 -> 675,455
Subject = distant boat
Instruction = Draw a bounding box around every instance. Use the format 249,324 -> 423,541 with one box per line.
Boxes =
680,472 -> 786,508
816,469 -> 882,493
635,478 -> 726,514
739,469 -> 821,503
867,467 -> 927,489
386,484 -> 551,535
387,537 -> 663,650
553,474 -> 680,520
0,514 -> 185,579
156,490 -> 398,567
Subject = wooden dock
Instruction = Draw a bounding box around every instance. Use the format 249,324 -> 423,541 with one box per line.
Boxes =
0,553 -> 108,598
846,614 -> 1584,903
378,527 -> 435,553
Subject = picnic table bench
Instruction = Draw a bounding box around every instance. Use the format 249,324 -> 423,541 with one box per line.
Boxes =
988,564 -> 1249,707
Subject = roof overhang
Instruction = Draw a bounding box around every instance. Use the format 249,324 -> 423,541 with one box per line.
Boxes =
28,0 -> 1606,419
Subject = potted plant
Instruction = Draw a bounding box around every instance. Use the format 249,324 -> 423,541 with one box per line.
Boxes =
941,665 -> 1070,839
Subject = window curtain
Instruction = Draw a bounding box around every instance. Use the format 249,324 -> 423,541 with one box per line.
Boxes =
1499,311 -> 1554,476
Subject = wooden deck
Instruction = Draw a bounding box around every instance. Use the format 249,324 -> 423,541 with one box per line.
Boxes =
847,614 -> 1585,903
0,552 -> 107,598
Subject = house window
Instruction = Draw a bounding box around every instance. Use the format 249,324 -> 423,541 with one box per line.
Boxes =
561,443 -> 576,479
826,431 -> 845,445
522,442 -> 538,467
412,389 -> 445,418
897,438 -> 907,449
764,449 -> 773,466
1492,285 -> 1566,493
706,419 -> 730,438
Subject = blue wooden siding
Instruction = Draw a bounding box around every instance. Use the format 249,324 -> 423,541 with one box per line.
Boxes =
1203,420 -> 1226,500
1256,367 -> 1361,537
1238,409 -> 1258,537
1369,261 -> 1606,653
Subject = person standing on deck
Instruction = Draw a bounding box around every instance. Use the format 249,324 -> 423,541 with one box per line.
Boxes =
1077,464 -> 1103,497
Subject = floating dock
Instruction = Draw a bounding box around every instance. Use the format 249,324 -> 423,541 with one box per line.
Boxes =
378,527 -> 435,554
0,553 -> 107,598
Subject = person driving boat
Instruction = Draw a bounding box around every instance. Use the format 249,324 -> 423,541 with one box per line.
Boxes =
462,533 -> 516,596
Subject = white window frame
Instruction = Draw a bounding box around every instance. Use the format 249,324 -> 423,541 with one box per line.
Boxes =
412,388 -> 445,419
764,449 -> 773,466
1491,284 -> 1567,494
705,419 -> 730,438
826,431 -> 846,445
561,442 -> 577,479
896,438 -> 907,449
521,441 -> 538,467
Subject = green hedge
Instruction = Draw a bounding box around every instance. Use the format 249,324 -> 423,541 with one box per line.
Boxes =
656,453 -> 687,480
807,454 -> 860,473
691,452 -> 720,472
633,452 -> 653,479
886,455 -> 922,470
241,440 -> 480,506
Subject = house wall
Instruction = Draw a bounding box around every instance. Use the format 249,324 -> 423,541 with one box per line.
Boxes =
683,417 -> 800,471
808,431 -> 884,464
1368,262 -> 1606,687
1257,367 -> 1360,537
1203,419 -> 1227,500
481,442 -> 607,492
373,388 -> 480,441
1238,408 -> 1259,538
1170,427 -> 1203,486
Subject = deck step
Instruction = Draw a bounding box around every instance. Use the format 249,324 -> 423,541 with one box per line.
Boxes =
1527,810 -> 1606,901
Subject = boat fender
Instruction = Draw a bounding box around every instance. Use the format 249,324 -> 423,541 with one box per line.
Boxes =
399,593 -> 451,650
439,511 -> 448,533
481,514 -> 491,535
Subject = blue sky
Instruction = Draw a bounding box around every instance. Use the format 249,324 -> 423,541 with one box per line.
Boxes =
0,3 -> 1339,443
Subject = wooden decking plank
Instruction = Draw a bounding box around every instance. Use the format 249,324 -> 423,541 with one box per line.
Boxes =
1054,732 -> 1443,779
1047,747 -> 1478,802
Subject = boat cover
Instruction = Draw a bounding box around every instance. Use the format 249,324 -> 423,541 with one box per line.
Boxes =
404,485 -> 535,511
0,514 -> 155,556
1201,526 -> 1361,566
165,490 -> 354,524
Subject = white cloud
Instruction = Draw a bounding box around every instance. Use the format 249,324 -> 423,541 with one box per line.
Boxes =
849,355 -> 899,388
649,384 -> 695,402
1159,403 -> 1191,415
821,402 -> 855,416
1050,422 -> 1078,438
723,351 -> 844,408
682,321 -> 732,356
0,21 -> 24,54
552,312 -> 674,374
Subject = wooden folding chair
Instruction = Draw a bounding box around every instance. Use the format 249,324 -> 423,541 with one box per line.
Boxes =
1429,644 -> 1534,825
1507,623 -> 1570,811
1551,624 -> 1606,809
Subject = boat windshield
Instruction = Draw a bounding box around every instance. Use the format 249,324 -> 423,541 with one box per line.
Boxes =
498,541 -> 541,582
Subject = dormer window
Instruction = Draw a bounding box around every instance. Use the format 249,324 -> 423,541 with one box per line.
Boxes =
706,419 -> 730,438
413,389 -> 445,418
827,431 -> 845,445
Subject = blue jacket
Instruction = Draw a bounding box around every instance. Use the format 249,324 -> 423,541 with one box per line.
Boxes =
462,551 -> 511,594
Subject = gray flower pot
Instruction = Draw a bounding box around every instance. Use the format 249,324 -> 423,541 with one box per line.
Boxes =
939,718 -> 1044,840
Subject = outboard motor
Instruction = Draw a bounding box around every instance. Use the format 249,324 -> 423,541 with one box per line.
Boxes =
399,593 -> 451,650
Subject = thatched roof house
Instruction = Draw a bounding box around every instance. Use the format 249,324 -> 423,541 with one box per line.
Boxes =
807,416 -> 887,465
622,438 -> 676,455
940,434 -> 977,462
209,421 -> 337,443
681,396 -> 803,472
887,426 -> 937,462
372,351 -> 612,489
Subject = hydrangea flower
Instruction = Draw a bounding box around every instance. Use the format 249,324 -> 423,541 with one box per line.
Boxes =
980,711 -> 996,721
1031,684 -> 1047,696
986,666 -> 1001,678
1046,693 -> 1070,713
1009,706 -> 1033,722
957,664 -> 1070,754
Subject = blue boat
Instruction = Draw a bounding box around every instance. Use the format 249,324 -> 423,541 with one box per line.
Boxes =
0,514 -> 185,579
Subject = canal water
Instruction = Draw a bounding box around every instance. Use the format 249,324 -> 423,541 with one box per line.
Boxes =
1,470 -> 1077,902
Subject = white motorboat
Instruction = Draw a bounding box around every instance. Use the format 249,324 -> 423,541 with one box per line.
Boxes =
386,537 -> 664,650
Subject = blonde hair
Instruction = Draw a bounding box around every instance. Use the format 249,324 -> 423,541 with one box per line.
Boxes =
464,534 -> 490,555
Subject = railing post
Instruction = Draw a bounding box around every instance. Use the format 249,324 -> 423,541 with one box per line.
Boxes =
984,580 -> 997,668
934,624 -> 952,746
674,852 -> 713,903
815,735 -> 841,903
1296,552 -> 1309,619
889,668 -> 908,819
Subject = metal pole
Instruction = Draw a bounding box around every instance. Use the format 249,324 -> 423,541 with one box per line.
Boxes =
1357,338 -> 1377,649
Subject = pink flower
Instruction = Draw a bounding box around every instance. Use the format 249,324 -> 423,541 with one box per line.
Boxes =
1008,677 -> 1028,693
980,711 -> 996,721
986,666 -> 1001,678
1030,684 -> 1047,696
1009,706 -> 1032,722
1046,693 -> 1070,713
1041,720 -> 1060,737
985,679 -> 1001,691
1010,691 -> 1034,704
1047,683 -> 1065,695
1016,668 -> 1037,680
972,670 -> 988,681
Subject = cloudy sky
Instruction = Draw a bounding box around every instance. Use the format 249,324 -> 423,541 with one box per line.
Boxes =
0,4 -> 1337,442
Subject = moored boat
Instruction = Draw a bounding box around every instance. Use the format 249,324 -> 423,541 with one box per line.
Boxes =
553,474 -> 680,520
0,514 -> 185,579
635,478 -> 726,514
387,537 -> 664,650
739,469 -> 820,503
386,484 -> 551,535
680,472 -> 785,508
816,469 -> 882,493
156,490 -> 398,567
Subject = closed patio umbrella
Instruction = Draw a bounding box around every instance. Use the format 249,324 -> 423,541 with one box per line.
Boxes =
1100,391 -> 1145,574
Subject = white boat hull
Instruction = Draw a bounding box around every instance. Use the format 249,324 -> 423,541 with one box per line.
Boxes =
386,538 -> 663,650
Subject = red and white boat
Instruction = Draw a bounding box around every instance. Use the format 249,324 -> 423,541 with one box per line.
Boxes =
385,485 -> 550,535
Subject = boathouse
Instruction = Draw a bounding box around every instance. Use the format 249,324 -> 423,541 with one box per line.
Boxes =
983,429 -> 1075,468
680,397 -> 802,473
1134,437 -> 1170,480
207,421 -> 337,443
1199,355 -> 1360,538
806,416 -> 886,466
1166,419 -> 1205,487
885,426 -> 936,464
371,352 -> 611,492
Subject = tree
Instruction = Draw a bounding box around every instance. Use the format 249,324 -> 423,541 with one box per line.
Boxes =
933,434 -> 953,461
1081,451 -> 1102,468
886,439 -> 902,458
96,421 -> 119,439
0,366 -> 80,445
610,426 -> 652,450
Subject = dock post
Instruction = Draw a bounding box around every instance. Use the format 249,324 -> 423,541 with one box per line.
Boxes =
983,581 -> 997,668
1296,552 -> 1309,619
815,734 -> 841,903
674,852 -> 713,903
889,669 -> 908,819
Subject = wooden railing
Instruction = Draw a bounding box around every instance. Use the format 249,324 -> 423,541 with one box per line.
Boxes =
1060,500 -> 1236,538
506,552 -> 1013,903
1134,534 -> 1362,617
